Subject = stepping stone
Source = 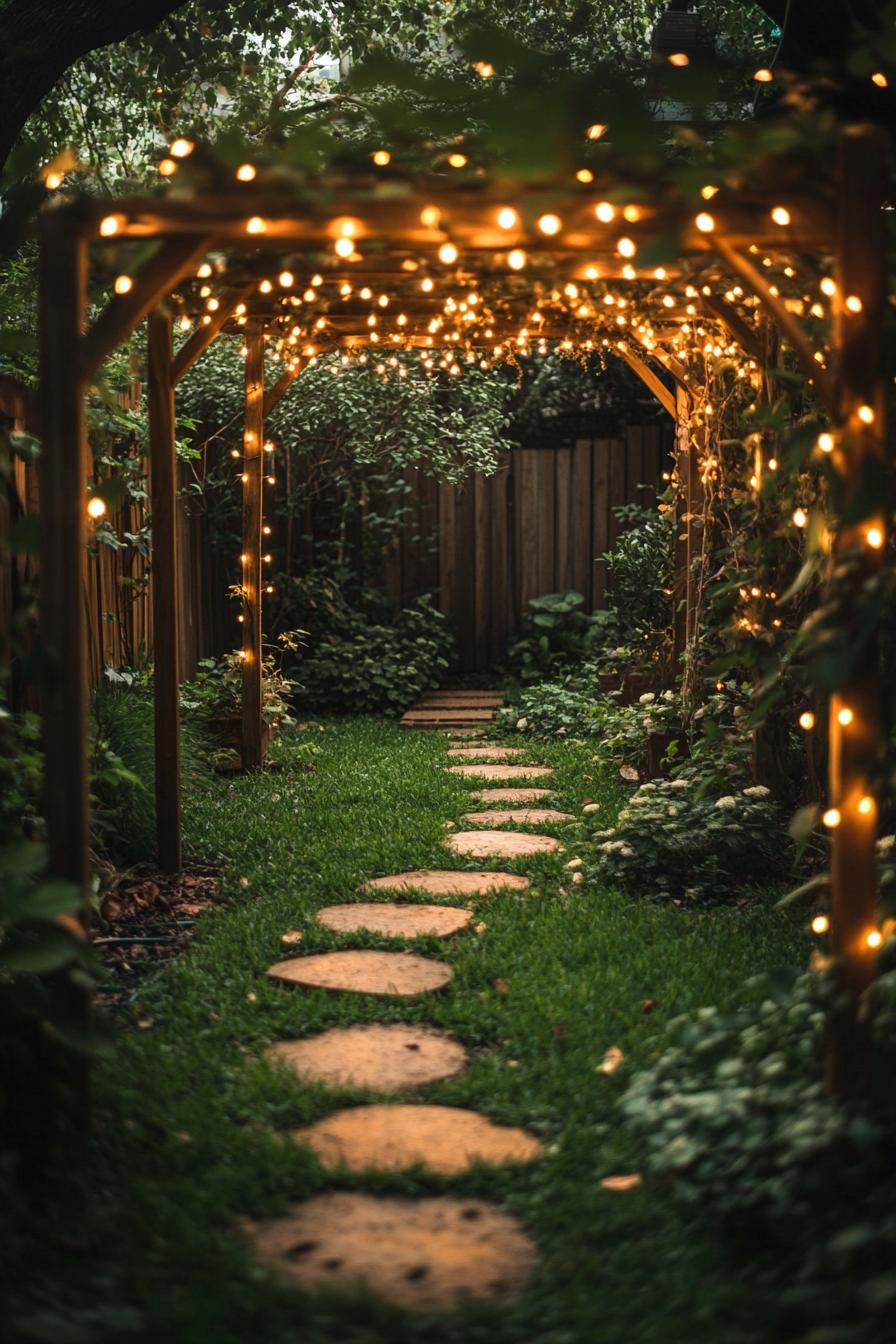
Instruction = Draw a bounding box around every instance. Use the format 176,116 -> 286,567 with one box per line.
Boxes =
294,1104 -> 542,1174
402,709 -> 495,728
266,950 -> 452,996
361,869 -> 530,897
447,747 -> 526,760
316,902 -> 471,939
447,763 -> 553,780
245,1192 -> 536,1310
267,1023 -> 467,1091
447,831 -> 561,858
461,809 -> 575,827
473,787 -> 555,802
447,729 -> 487,739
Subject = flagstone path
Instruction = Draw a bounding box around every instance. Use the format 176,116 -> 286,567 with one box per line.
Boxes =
252,693 -> 569,1311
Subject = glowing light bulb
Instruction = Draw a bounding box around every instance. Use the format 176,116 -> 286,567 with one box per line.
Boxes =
537,213 -> 562,236
372,150 -> 391,165
858,796 -> 875,816
586,123 -> 607,140
845,294 -> 863,313
420,205 -> 440,228
158,158 -> 176,176
576,168 -> 594,183
334,236 -> 354,257
617,236 -> 636,258
822,807 -> 841,828
866,525 -> 884,549
817,432 -> 835,452
837,707 -> 854,726
867,929 -> 882,949
99,215 -> 121,237
793,508 -> 808,528
667,52 -> 689,66
114,274 -> 133,295
278,271 -> 294,288
695,212 -> 715,233
820,277 -> 836,296
871,72 -> 888,88
497,207 -> 519,230
246,216 -> 267,234
447,152 -> 468,168
857,404 -> 875,424
753,68 -> 773,82
45,171 -> 63,190
507,248 -> 527,270
771,206 -> 791,226
421,277 -> 434,292
169,137 -> 194,158
799,711 -> 815,730
811,914 -> 830,935
438,242 -> 458,265
86,496 -> 106,519
236,163 -> 256,181
595,201 -> 615,222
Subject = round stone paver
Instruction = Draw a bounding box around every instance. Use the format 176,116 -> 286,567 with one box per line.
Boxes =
245,1192 -> 537,1310
472,787 -> 556,803
446,747 -> 527,760
361,869 -> 531,896
267,1023 -> 467,1091
446,763 -> 554,780
316,902 -> 472,939
447,830 -> 561,858
461,809 -> 574,827
294,1104 -> 542,1174
266,949 -> 452,996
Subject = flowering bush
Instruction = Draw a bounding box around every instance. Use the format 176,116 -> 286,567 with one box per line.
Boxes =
592,689 -> 680,771
620,970 -> 896,1343
497,673 -> 603,739
589,778 -> 782,902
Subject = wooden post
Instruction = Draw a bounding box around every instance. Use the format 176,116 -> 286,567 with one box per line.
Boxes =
148,307 -> 182,871
241,328 -> 265,771
825,126 -> 889,1099
31,209 -> 91,1170
672,386 -> 694,666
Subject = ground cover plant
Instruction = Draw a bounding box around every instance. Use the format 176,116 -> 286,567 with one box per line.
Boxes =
2,718 -> 810,1344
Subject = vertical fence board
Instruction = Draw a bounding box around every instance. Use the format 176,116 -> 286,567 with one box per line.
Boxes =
554,447 -> 573,592
516,449 -> 540,611
536,449 -> 556,595
571,439 -> 593,607
592,440 -> 610,608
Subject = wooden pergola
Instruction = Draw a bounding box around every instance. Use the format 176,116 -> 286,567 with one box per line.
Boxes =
39,123 -> 886,1094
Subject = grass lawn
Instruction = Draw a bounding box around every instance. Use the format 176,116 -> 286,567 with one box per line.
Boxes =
6,717 -> 809,1344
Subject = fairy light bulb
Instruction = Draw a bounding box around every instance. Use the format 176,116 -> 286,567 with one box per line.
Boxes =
86,496 -> 106,519
867,929 -> 882,949
246,216 -> 267,235
810,914 -> 830,935
537,213 -> 562,236
334,236 -> 354,257
169,137 -> 194,158
595,201 -> 615,222
447,152 -> 468,168
576,168 -> 594,183
497,207 -> 518,230
114,275 -> 133,295
858,404 -> 875,424
817,432 -> 835,452
700,184 -> 718,200
158,158 -> 176,176
586,123 -> 607,140
667,52 -> 689,66
617,237 -> 636,258
507,249 -> 527,270
871,72 -> 888,88
866,525 -> 884,549
858,796 -> 875,816
837,706 -> 854,726
278,271 -> 294,288
753,68 -> 773,82
799,711 -> 815,731
793,508 -> 808,528
372,150 -> 391,165
822,807 -> 841,829
438,242 -> 458,265
236,163 -> 256,181
771,206 -> 791,226
695,212 -> 715,233
99,215 -> 121,237
845,294 -> 863,313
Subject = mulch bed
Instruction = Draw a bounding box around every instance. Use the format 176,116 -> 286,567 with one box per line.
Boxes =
93,863 -> 222,1012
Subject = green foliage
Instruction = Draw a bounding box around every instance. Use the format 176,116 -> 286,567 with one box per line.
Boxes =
590,776 -> 783,903
605,502 -> 673,645
621,970 -> 896,1343
300,594 -> 452,714
498,671 -> 604,738
92,678 -> 215,864
509,590 -> 601,680
181,649 -> 298,731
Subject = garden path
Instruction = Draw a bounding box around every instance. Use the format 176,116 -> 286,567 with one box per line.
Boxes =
248,697 -> 572,1311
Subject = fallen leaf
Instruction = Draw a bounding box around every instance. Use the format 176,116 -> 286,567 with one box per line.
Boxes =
597,1045 -> 625,1074
494,977 -> 511,994
601,1173 -> 641,1192
281,930 -> 303,945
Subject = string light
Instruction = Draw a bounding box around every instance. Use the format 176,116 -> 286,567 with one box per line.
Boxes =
617,236 -> 636,258
810,914 -> 830,935
867,929 -> 882,949
793,508 -> 808,528
507,249 -> 527,270
169,137 -> 194,158
497,207 -> 518,229
372,150 -> 391,166
857,404 -> 875,424
799,712 -> 815,730
595,201 -> 615,222
45,171 -> 63,190
447,152 -> 468,168
858,796 -> 875,816
667,52 -> 689,66
753,68 -> 773,82
86,496 -> 106,519
820,277 -> 836,296
99,215 -> 122,237
845,294 -> 863,313
114,275 -> 133,295
576,168 -> 594,183
246,216 -> 267,234
700,184 -> 718,199
771,206 -> 791,226
695,212 -> 715,233
236,163 -> 256,181
158,158 -> 176,176
817,432 -> 835,452
866,525 -> 884,549
586,123 -> 608,140
334,236 -> 354,257
822,807 -> 841,829
871,72 -> 888,88
438,242 -> 458,265
537,213 -> 562,236
837,706 -> 854,726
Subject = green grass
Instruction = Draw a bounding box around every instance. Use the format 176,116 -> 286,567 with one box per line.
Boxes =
8,718 -> 808,1344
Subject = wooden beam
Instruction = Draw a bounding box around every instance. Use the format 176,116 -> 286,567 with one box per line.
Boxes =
263,363 -> 300,418
617,346 -> 676,418
672,384 -> 695,668
241,328 -> 265,771
699,293 -> 763,360
148,307 -> 182,872
172,285 -> 254,385
825,125 -> 889,1100
711,235 -> 835,412
80,237 -> 211,380
629,332 -> 691,393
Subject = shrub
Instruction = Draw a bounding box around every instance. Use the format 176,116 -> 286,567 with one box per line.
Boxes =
593,690 -> 681,771
589,777 -> 782,902
508,591 -> 601,680
620,970 -> 896,1343
300,594 -> 452,714
92,679 -> 215,864
180,647 -> 298,729
497,671 -> 603,738
605,502 -> 673,644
